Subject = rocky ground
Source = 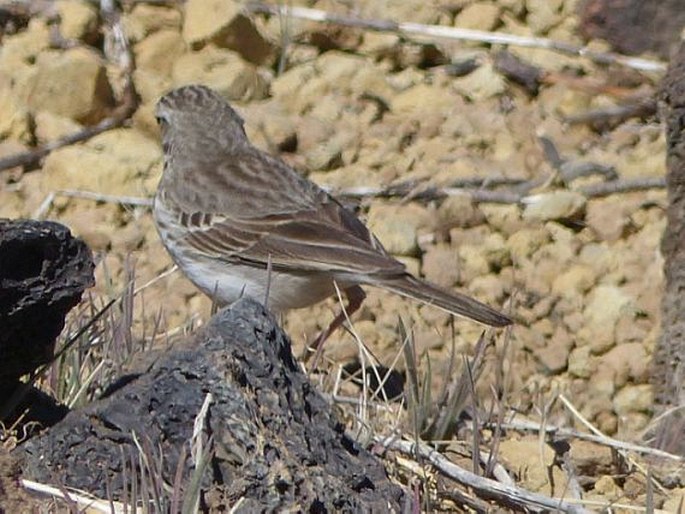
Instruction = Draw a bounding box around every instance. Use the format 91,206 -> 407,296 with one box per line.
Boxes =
0,0 -> 683,511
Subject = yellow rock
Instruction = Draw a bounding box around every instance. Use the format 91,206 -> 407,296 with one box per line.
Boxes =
172,46 -> 269,102
182,0 -> 275,65
24,48 -> 113,124
134,29 -> 187,77
57,0 -> 98,42
43,128 -> 162,196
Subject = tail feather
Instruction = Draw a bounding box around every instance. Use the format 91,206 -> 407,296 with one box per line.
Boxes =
376,275 -> 512,327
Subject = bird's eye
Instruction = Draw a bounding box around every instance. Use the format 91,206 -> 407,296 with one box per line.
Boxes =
155,115 -> 165,126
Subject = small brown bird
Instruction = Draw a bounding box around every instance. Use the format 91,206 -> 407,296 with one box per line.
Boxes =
153,85 -> 511,348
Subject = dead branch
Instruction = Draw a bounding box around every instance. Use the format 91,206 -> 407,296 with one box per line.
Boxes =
246,2 -> 666,73
487,419 -> 684,462
564,98 -> 657,129
578,177 -> 665,197
378,436 -> 591,513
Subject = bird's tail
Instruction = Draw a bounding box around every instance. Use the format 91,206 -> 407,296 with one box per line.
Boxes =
376,275 -> 512,327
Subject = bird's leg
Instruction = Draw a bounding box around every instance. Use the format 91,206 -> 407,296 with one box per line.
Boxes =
303,285 -> 366,368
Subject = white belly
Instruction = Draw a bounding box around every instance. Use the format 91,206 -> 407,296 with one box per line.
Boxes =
171,247 -> 338,312
153,193 -> 339,312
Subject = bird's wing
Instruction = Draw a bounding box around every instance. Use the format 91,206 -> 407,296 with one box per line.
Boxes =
165,151 -> 406,277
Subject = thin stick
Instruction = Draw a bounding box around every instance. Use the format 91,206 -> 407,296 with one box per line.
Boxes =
378,437 -> 590,513
55,189 -> 153,207
246,3 -> 666,73
487,419 -> 684,462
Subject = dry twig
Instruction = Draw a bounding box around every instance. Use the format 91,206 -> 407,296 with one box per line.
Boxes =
378,436 -> 591,513
246,2 -> 666,73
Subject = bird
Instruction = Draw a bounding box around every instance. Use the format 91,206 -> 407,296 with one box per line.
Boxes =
152,85 -> 511,354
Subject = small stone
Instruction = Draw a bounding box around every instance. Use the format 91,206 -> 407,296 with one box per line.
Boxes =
551,264 -> 596,299
468,274 -> 505,304
457,244 -> 491,283
599,343 -> 648,388
480,204 -> 524,236
43,128 -> 162,196
454,2 -> 501,31
437,194 -> 485,230
452,63 -> 506,101
570,440 -> 613,476
593,475 -> 622,498
33,111 -> 83,144
535,326 -> 572,373
525,0 -> 563,34
124,4 -> 182,42
498,437 -> 568,495
134,30 -> 187,77
579,285 -> 633,353
182,0 -> 275,65
613,384 -> 653,417
57,0 -> 99,42
585,197 -> 631,241
24,48 -> 114,124
568,346 -> 594,378
366,203 -> 431,257
522,191 -> 586,222
422,244 -> 460,288
172,47 -> 270,102
0,19 -> 51,71
663,488 -> 685,512
507,228 -> 550,262
0,85 -> 31,143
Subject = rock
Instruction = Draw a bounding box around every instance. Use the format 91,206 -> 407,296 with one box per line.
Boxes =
18,299 -> 406,511
525,0 -> 563,33
24,48 -> 114,124
0,85 -> 31,143
578,285 -> 633,353
172,46 -> 270,101
522,191 -> 586,222
182,0 -> 275,65
0,219 -> 94,388
613,384 -> 653,417
551,264 -> 596,299
535,326 -> 572,373
497,437 -> 568,495
0,18 -> 50,72
33,111 -> 82,144
585,197 -> 631,241
468,274 -> 505,304
43,128 -> 162,196
454,2 -> 501,31
480,204 -> 524,236
599,343 -> 648,388
422,244 -> 460,288
124,4 -> 182,42
568,346 -> 594,378
437,194 -> 485,231
452,63 -> 507,101
56,0 -> 99,43
366,202 -> 431,256
391,82 -> 462,116
570,440 -> 614,476
132,69 -> 172,106
134,29 -> 186,77
457,244 -> 491,283
592,475 -> 622,499
507,228 -> 550,262
663,488 -> 685,512
241,103 -> 297,152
